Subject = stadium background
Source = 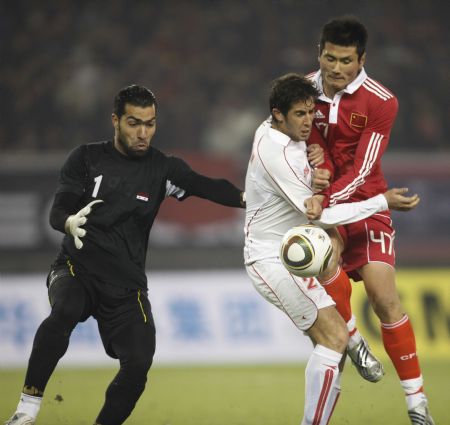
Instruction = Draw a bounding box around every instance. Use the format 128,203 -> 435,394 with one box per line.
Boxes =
0,0 -> 448,424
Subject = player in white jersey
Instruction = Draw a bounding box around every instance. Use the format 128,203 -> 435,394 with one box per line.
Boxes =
244,73 -> 419,425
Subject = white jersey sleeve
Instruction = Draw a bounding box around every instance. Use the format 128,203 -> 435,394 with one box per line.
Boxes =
312,194 -> 388,229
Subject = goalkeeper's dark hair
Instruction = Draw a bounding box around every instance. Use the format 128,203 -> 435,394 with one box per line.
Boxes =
319,16 -> 368,60
114,85 -> 157,117
270,73 -> 319,122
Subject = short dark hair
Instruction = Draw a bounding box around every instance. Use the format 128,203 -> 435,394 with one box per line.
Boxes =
113,84 -> 157,117
319,16 -> 368,59
270,73 -> 319,121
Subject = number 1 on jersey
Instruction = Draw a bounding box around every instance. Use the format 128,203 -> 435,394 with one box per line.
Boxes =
92,175 -> 103,198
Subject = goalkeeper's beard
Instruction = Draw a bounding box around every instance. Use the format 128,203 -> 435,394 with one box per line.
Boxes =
117,128 -> 150,159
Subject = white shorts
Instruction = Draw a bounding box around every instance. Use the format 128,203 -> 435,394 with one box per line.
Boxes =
246,261 -> 335,331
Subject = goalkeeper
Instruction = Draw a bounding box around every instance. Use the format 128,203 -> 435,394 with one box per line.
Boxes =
6,85 -> 245,425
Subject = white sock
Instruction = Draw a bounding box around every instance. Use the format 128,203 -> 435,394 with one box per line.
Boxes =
346,315 -> 362,349
16,393 -> 42,419
401,375 -> 426,409
322,372 -> 342,421
302,344 -> 342,425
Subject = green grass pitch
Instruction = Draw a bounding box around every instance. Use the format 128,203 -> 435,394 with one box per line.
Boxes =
0,360 -> 445,424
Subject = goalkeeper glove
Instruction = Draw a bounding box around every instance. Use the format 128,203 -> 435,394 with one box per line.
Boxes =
65,200 -> 103,249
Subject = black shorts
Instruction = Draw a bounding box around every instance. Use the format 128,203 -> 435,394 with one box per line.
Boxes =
47,258 -> 155,358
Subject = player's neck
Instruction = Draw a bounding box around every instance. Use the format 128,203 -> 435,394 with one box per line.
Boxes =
322,83 -> 338,99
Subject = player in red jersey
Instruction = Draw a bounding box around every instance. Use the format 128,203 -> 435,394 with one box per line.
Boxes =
307,17 -> 434,425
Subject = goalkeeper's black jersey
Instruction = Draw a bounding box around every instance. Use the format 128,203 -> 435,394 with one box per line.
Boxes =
52,141 -> 242,289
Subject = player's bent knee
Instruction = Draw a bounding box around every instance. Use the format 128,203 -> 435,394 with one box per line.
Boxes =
370,296 -> 403,322
50,303 -> 84,329
134,353 -> 154,374
328,323 -> 348,352
308,307 -> 348,353
121,348 -> 154,375
47,276 -> 87,327
311,329 -> 347,353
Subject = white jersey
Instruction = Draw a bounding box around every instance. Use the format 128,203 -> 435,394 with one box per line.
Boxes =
244,120 -> 388,265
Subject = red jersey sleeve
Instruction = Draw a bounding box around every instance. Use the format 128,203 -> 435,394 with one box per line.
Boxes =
322,96 -> 398,207
307,124 -> 335,178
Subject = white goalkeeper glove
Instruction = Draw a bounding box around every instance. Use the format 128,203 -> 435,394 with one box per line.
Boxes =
65,200 -> 103,249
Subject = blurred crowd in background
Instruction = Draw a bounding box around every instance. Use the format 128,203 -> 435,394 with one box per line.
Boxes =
1,0 -> 449,158
1,0 -> 449,271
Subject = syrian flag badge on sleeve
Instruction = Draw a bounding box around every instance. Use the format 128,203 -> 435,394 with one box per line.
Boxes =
136,192 -> 149,202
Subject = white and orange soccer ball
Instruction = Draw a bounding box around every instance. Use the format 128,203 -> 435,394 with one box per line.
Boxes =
280,224 -> 333,277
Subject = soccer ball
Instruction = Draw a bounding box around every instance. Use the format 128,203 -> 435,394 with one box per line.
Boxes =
280,224 -> 333,277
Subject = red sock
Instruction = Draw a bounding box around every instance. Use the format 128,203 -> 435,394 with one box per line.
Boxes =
381,315 -> 421,380
319,267 -> 352,323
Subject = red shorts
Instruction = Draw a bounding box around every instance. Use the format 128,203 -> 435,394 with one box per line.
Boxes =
338,213 -> 395,282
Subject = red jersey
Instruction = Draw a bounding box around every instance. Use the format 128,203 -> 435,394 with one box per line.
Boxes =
307,69 -> 398,208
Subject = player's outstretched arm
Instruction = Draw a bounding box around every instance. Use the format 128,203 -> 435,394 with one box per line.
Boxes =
309,193 -> 388,228
49,192 -> 82,233
383,188 -> 420,211
181,170 -> 245,208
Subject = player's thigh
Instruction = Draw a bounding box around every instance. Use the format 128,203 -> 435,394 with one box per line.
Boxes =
46,263 -> 92,324
97,287 -> 156,363
246,261 -> 334,331
342,214 -> 395,281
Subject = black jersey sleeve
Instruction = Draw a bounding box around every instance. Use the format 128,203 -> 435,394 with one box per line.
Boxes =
56,146 -> 88,196
50,146 -> 88,232
49,192 -> 82,233
167,156 -> 244,208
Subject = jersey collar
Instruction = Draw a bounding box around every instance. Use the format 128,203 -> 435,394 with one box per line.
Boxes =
268,126 -> 291,146
312,68 -> 368,102
267,125 -> 307,149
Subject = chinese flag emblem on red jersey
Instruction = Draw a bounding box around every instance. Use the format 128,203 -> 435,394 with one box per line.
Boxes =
350,112 -> 367,128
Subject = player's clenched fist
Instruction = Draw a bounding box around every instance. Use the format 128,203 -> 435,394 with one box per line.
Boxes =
304,195 -> 324,220
65,200 -> 104,249
312,168 -> 331,193
306,144 -> 325,167
383,188 -> 420,211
